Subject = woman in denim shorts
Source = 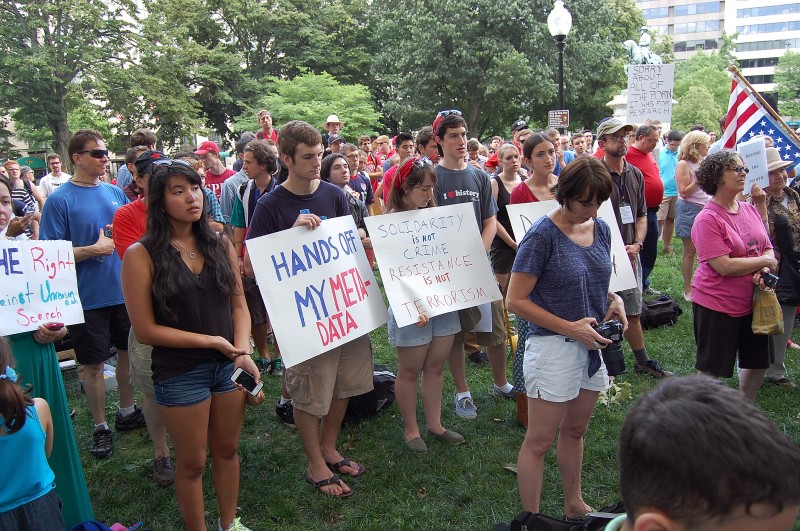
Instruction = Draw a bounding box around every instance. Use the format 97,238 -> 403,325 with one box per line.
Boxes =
385,157 -> 464,454
121,159 -> 259,531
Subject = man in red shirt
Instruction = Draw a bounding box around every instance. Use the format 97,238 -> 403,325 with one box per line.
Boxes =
195,140 -> 235,201
624,124 -> 664,295
256,109 -> 278,142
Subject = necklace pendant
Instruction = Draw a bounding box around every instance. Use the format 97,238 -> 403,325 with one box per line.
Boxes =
188,252 -> 197,259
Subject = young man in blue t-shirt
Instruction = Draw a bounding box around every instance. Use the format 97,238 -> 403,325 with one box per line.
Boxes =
433,112 -> 514,420
39,129 -> 145,459
244,121 -> 373,498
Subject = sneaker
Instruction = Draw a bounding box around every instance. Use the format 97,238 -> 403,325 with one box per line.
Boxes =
634,359 -> 674,379
115,406 -> 147,432
454,396 -> 477,419
768,377 -> 797,389
218,517 -> 253,531
642,286 -> 662,296
276,399 -> 296,428
153,456 -> 175,486
255,358 -> 271,373
467,350 -> 489,365
270,358 -> 284,377
91,428 -> 113,458
682,292 -> 692,302
492,384 -> 518,400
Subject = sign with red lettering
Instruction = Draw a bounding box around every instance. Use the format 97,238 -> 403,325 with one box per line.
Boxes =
246,216 -> 388,368
364,203 -> 502,328
0,240 -> 84,335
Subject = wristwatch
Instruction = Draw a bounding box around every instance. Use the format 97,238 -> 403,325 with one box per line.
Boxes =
635,241 -> 644,250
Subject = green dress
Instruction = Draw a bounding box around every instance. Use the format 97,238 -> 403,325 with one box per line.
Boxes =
8,333 -> 94,528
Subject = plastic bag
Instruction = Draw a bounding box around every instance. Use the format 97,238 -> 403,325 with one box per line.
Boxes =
752,287 -> 784,335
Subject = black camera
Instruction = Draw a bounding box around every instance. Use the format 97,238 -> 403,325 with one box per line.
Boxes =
593,320 -> 626,376
762,272 -> 779,289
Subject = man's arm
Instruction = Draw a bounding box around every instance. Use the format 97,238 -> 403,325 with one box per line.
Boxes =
481,215 -> 497,252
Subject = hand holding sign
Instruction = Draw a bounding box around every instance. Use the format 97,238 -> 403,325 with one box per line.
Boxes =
736,136 -> 768,194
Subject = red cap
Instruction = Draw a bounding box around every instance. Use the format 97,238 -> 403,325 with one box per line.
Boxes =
194,140 -> 220,156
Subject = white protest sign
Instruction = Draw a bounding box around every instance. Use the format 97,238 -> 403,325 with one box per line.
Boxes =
736,136 -> 768,194
246,215 -> 388,368
364,203 -> 502,328
626,63 -> 675,124
0,240 -> 84,335
506,201 -> 637,293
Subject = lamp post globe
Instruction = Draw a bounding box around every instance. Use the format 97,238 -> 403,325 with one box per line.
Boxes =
547,0 -> 572,128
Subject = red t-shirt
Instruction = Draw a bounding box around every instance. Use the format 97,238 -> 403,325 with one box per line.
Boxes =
509,182 -> 542,204
625,146 -> 664,208
205,168 -> 236,201
382,164 -> 399,204
256,129 -> 278,142
113,198 -> 148,258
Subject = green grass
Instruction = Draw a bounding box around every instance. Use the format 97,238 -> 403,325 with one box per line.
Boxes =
71,238 -> 800,530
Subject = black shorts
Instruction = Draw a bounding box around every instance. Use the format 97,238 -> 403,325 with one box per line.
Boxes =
692,302 -> 769,377
242,276 -> 268,326
490,244 -> 516,274
69,304 -> 131,366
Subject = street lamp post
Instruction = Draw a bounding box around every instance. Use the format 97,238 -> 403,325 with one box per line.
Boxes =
547,0 -> 572,132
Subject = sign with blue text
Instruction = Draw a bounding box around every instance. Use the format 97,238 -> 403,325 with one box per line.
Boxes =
247,216 -> 388,368
0,240 -> 84,335
506,201 -> 637,293
364,203 -> 502,328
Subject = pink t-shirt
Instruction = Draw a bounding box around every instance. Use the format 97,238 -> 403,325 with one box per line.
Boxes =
691,200 -> 772,317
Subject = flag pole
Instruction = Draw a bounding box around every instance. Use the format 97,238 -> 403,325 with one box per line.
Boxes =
727,65 -> 800,146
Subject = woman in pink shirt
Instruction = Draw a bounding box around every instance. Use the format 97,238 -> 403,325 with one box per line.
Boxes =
690,150 -> 776,400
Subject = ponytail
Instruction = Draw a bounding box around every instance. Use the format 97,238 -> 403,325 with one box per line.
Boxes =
0,337 -> 33,434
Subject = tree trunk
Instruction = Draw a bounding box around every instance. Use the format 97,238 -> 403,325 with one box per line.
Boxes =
49,86 -> 70,172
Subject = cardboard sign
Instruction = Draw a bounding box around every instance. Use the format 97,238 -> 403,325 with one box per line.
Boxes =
247,215 -> 388,368
736,136 -> 768,194
364,203 -> 502,328
626,64 -> 675,123
0,240 -> 84,335
506,201 -> 637,293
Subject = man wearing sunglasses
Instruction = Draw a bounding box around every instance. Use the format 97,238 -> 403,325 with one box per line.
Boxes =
40,129 -> 146,459
598,118 -> 672,379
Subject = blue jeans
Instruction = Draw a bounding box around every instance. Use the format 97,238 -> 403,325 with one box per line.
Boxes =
641,208 -> 659,288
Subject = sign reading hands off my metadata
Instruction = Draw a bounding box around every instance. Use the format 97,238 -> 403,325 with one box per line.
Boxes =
246,215 -> 388,368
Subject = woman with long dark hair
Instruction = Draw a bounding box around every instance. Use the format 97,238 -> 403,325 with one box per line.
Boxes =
121,159 -> 258,531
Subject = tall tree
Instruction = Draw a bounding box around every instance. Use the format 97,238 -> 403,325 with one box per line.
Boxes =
0,0 -> 136,161
775,51 -> 800,118
671,85 -> 723,133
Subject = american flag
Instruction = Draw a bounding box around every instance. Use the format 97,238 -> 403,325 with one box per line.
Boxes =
721,68 -> 800,168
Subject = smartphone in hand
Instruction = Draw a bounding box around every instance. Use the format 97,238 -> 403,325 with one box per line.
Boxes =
45,322 -> 64,331
231,368 -> 263,396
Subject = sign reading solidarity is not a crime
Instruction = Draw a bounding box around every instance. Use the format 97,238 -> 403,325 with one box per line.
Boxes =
0,240 -> 84,336
246,215 -> 388,368
364,203 -> 502,328
506,200 -> 637,293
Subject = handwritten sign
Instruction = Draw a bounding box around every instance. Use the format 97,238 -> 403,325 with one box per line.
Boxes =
0,240 -> 84,335
626,64 -> 675,123
247,216 -> 388,368
737,136 -> 768,194
506,201 -> 637,293
364,203 -> 502,328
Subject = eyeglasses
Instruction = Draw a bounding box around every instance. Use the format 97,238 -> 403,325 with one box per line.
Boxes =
78,149 -> 109,159
437,109 -> 462,117
608,134 -> 628,143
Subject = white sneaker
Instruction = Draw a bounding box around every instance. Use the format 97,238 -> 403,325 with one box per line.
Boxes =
218,517 -> 253,531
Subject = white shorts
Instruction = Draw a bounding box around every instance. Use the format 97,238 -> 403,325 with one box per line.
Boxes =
523,335 -> 609,402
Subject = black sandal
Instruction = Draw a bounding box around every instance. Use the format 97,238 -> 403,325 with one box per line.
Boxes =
327,458 -> 366,478
305,472 -> 353,498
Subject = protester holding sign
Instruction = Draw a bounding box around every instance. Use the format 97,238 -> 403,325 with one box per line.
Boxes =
385,157 -> 464,453
121,159 -> 258,531
691,150 -> 775,401
244,121 -> 373,499
507,157 -> 627,517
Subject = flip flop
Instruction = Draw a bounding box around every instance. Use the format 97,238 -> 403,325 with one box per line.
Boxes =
304,472 -> 353,498
327,458 -> 366,478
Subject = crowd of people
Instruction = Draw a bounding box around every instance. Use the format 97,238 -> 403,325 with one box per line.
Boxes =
1,107 -> 800,531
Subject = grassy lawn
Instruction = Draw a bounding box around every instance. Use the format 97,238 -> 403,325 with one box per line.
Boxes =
70,239 -> 800,530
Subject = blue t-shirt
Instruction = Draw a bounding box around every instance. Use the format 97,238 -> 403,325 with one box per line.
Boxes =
434,165 -> 497,235
246,180 -> 350,238
349,172 -> 374,205
658,148 -> 679,197
39,181 -> 127,309
554,150 -> 576,176
115,165 -> 132,190
512,215 -> 612,337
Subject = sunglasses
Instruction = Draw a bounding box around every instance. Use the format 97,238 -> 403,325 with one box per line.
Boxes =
78,149 -> 109,159
153,159 -> 195,170
395,157 -> 432,189
437,109 -> 462,117
730,166 -> 750,174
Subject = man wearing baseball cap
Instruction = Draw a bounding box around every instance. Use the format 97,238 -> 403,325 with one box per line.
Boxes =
322,114 -> 343,149
195,140 -> 235,201
598,118 -> 672,378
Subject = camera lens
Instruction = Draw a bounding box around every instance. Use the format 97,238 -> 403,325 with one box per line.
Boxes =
601,343 -> 626,376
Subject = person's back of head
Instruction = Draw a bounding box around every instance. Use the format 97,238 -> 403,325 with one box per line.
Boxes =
619,375 -> 800,530
130,128 -> 157,149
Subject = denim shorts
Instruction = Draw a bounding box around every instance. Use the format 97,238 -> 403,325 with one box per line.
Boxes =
153,360 -> 236,407
388,308 -> 461,347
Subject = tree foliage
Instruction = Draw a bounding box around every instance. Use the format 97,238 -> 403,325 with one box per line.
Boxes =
671,85 -> 723,133
775,51 -> 800,118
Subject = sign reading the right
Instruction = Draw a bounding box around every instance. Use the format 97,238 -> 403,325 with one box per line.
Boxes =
626,63 -> 675,124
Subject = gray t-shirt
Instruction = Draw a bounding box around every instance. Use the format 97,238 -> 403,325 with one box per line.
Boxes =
512,215 -> 612,337
434,164 -> 497,234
